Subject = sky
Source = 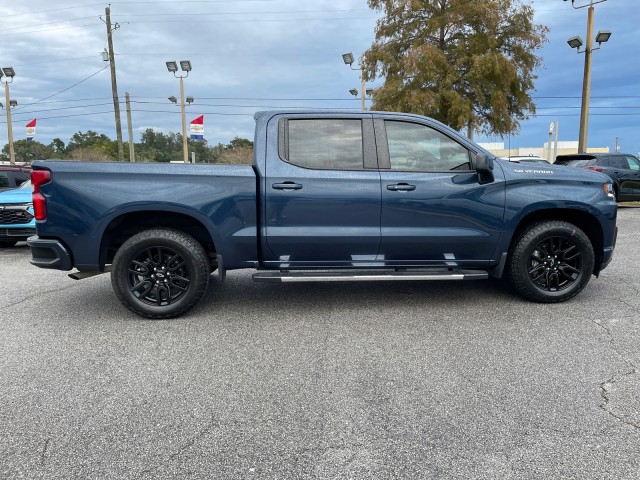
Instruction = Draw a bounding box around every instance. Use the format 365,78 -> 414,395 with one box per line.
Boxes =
0,0 -> 639,156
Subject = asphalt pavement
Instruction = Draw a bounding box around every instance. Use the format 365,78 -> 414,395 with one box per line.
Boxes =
1,207 -> 638,479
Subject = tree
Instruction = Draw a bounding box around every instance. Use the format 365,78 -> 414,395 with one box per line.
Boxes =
1,140 -> 54,163
226,136 -> 253,150
138,129 -> 183,163
67,130 -> 117,160
49,138 -> 66,157
363,0 -> 548,137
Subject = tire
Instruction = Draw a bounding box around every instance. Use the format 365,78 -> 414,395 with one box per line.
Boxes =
111,228 -> 210,319
507,221 -> 594,303
0,240 -> 18,248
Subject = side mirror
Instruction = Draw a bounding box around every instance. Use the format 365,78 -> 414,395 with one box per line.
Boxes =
474,153 -> 494,185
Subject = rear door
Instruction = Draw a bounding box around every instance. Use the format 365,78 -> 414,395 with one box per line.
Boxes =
262,115 -> 382,267
615,155 -> 640,200
376,118 -> 505,267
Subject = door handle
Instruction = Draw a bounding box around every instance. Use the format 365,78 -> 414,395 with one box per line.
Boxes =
272,182 -> 303,190
387,183 -> 416,192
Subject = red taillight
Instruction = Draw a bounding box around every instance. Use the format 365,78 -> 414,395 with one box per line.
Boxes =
587,166 -> 604,172
31,169 -> 51,221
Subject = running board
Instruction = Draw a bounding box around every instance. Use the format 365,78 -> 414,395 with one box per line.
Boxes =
253,269 -> 489,283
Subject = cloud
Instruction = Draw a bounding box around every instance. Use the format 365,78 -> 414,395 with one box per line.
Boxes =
1,0 -> 637,155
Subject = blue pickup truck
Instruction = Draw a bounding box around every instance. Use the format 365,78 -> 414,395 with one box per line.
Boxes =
28,110 -> 618,318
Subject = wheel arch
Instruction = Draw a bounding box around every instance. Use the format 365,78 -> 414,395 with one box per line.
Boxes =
508,208 -> 604,275
99,210 -> 217,268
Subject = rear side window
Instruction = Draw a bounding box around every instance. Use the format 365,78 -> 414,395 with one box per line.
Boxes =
0,173 -> 9,188
609,156 -> 627,169
284,119 -> 364,170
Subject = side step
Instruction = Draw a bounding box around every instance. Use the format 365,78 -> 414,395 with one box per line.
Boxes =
253,269 -> 489,283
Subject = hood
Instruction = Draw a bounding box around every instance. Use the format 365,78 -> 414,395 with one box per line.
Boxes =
0,187 -> 32,205
495,157 -> 612,184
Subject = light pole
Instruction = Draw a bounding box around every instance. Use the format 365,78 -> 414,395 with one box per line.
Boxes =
166,60 -> 192,163
342,52 -> 370,111
348,87 -> 374,110
564,0 -> 611,152
0,67 -> 16,165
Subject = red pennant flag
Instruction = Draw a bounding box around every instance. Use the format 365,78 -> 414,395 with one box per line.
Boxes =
26,119 -> 37,141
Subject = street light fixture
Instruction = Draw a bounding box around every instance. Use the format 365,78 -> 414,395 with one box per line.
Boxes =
168,96 -> 177,103
166,59 -> 193,163
567,36 -> 584,49
564,0 -> 611,152
185,96 -> 194,104
342,51 -> 370,111
0,65 -> 16,165
348,88 -> 358,97
595,30 -> 611,44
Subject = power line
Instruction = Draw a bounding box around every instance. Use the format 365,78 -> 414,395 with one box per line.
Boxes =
2,3 -> 104,17
2,0 -> 278,18
0,23 -> 99,37
1,8 -> 371,32
0,16 -> 97,33
13,66 -> 109,111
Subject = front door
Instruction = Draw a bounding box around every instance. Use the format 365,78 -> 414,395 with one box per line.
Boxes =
376,119 -> 505,267
617,155 -> 640,201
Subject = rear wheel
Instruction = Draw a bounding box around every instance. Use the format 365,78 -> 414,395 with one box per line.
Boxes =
111,228 -> 210,319
507,221 -> 594,303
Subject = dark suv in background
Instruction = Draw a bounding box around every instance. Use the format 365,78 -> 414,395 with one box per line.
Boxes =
0,165 -> 31,192
555,153 -> 640,202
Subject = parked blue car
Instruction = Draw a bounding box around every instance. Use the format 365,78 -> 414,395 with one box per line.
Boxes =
0,180 -> 35,248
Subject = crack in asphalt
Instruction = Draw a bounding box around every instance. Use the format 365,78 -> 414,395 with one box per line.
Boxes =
137,415 -> 221,478
40,438 -> 50,467
591,318 -> 639,431
1,284 -> 80,310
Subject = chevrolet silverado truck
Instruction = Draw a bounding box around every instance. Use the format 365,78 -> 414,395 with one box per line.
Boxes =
28,111 -> 618,319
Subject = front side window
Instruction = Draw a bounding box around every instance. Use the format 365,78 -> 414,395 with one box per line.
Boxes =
385,121 -> 470,171
286,119 -> 363,170
624,156 -> 640,171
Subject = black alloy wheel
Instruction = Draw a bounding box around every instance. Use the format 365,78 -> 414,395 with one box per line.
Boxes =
507,220 -> 594,303
127,245 -> 191,307
111,228 -> 210,319
526,236 -> 582,292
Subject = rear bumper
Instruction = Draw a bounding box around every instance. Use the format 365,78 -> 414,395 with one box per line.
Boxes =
27,236 -> 73,271
0,227 -> 35,241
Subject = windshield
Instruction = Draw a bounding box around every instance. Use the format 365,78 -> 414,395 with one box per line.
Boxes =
566,159 -> 597,168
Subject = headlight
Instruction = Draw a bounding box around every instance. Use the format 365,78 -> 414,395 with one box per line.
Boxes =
604,183 -> 615,199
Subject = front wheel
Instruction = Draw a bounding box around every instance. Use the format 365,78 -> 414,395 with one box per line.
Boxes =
507,221 -> 595,303
111,228 -> 210,319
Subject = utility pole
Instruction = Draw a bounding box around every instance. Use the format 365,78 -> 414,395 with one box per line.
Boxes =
125,92 -> 135,162
2,83 -> 16,165
565,0 -> 610,153
179,75 -> 188,164
578,4 -> 594,153
104,5 -> 124,161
